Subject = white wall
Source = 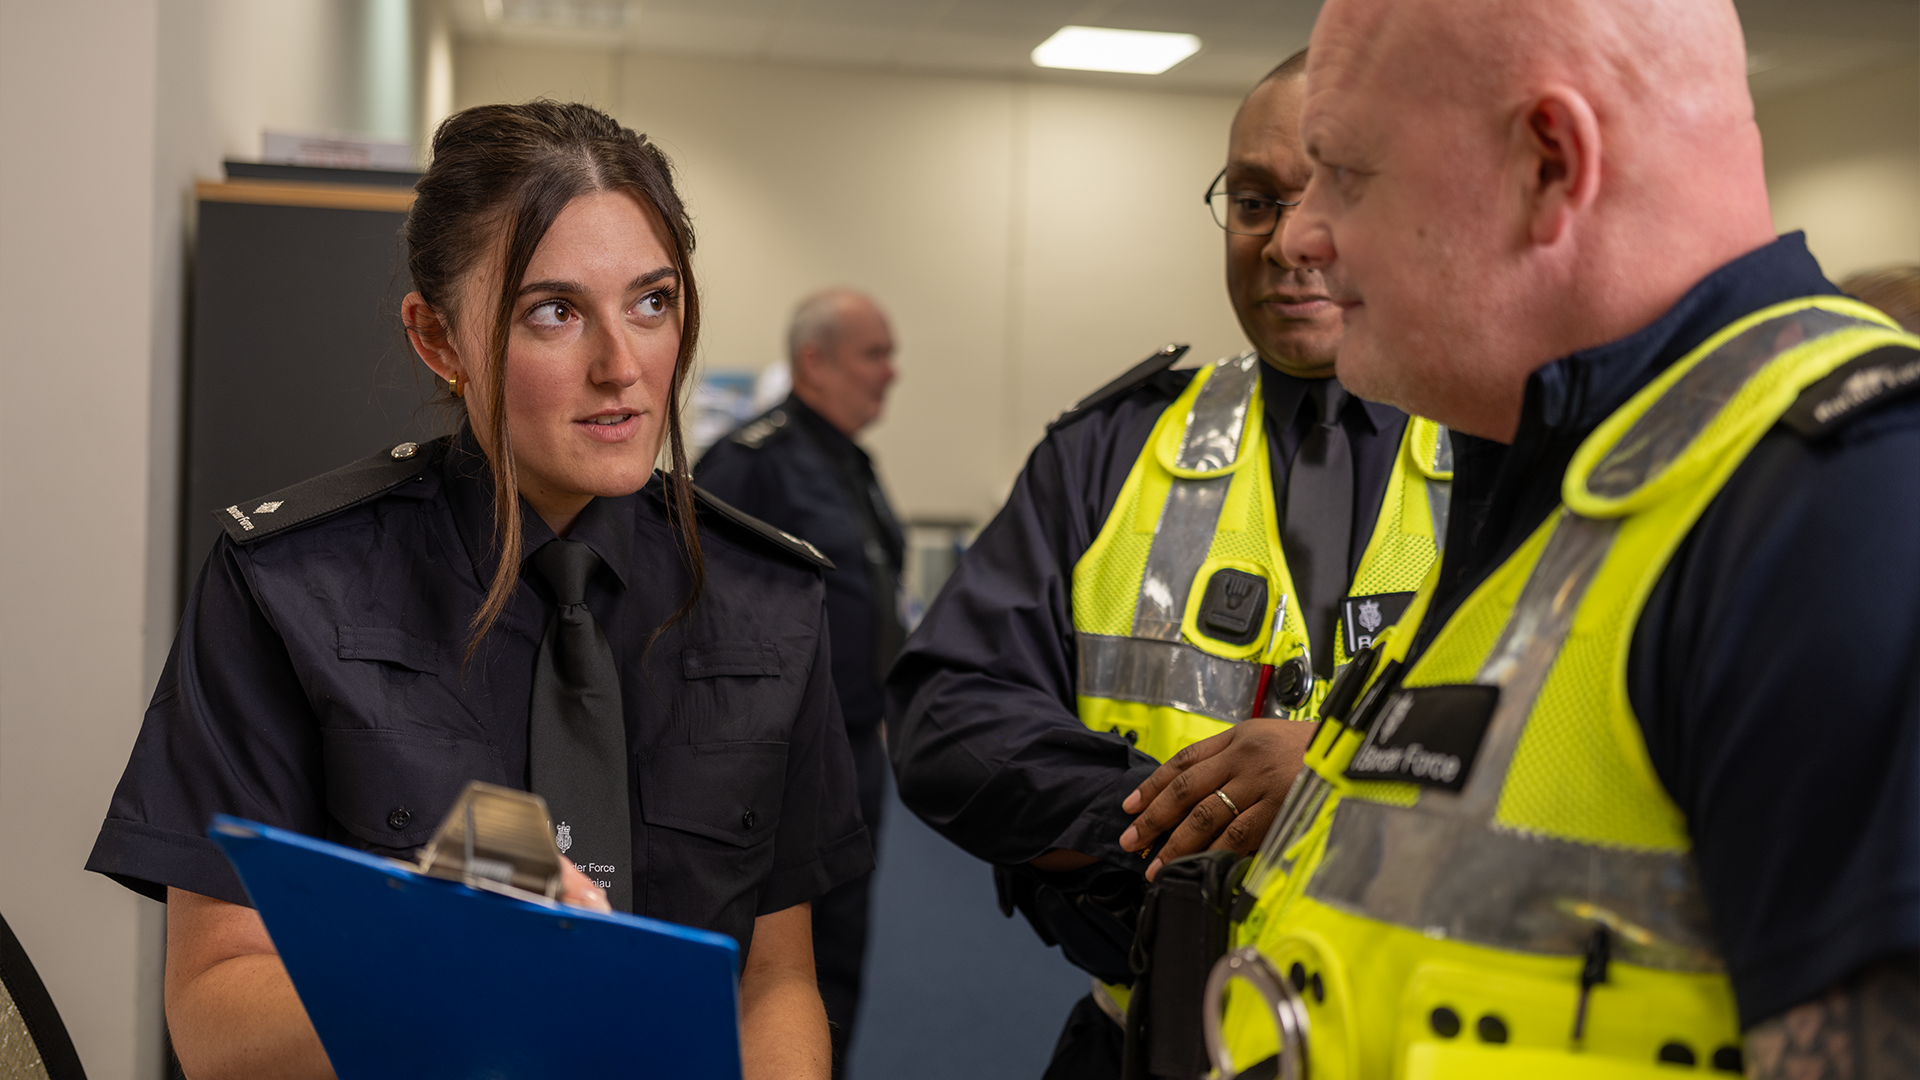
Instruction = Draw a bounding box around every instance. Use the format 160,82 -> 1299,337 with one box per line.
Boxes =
1759,61 -> 1920,279
0,3 -> 168,1077
454,43 -> 1251,522
0,2 -> 430,1074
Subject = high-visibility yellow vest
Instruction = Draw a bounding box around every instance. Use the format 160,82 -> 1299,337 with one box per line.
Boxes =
1071,351 -> 1450,766
1217,297 -> 1917,1079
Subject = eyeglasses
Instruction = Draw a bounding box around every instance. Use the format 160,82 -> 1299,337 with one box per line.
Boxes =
1205,168 -> 1301,236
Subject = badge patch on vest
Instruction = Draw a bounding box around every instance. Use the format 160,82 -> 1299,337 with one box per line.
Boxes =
1341,592 -> 1415,656
1343,684 -> 1499,791
1196,569 -> 1270,646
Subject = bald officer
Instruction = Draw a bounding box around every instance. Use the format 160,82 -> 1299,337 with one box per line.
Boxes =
1200,1 -> 1920,1077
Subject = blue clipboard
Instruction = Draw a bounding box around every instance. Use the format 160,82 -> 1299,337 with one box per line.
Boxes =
211,815 -> 744,1080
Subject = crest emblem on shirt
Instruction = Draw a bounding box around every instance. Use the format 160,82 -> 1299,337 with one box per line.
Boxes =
555,823 -> 572,853
1358,600 -> 1383,633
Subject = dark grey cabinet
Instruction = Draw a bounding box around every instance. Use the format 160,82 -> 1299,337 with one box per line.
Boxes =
181,164 -> 451,591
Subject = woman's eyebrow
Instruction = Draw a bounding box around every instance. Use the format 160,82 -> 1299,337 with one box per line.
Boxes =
516,266 -> 679,298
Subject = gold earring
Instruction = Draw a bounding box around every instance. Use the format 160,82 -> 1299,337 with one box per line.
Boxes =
449,373 -> 463,398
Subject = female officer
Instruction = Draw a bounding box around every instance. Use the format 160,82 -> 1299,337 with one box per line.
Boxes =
86,102 -> 870,1080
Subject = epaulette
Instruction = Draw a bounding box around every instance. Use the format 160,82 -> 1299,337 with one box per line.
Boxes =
215,440 -> 437,544
1047,343 -> 1191,433
690,483 -> 836,571
728,408 -> 791,449
1782,344 -> 1920,440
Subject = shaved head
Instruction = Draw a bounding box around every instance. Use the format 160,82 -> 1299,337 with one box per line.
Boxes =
1282,0 -> 1776,440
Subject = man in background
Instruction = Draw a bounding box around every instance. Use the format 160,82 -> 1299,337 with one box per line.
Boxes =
696,288 -> 905,1077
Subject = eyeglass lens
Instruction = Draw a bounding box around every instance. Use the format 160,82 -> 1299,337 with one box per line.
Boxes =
1205,169 -> 1294,237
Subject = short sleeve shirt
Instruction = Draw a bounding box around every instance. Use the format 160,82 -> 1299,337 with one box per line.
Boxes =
87,434 -> 873,954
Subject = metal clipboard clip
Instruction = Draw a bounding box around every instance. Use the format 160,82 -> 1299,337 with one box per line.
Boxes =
414,781 -> 567,903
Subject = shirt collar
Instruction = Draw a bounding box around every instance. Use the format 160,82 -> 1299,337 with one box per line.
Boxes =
526,483 -> 634,589
1524,232 -> 1839,433
443,426 -> 635,590
1259,359 -> 1391,435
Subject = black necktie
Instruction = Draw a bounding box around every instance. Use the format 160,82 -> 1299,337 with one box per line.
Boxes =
1283,379 -> 1354,678
528,539 -> 632,912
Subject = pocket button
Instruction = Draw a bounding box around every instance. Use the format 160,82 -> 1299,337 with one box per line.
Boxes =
387,808 -> 411,831
741,810 -> 755,829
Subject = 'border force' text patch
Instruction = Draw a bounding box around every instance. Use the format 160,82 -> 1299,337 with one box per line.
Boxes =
1344,684 -> 1499,791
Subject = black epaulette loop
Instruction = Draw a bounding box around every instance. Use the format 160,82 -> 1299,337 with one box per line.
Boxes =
690,483 -> 835,571
1782,344 -> 1920,440
1048,343 -> 1191,433
729,409 -> 790,449
215,440 -> 438,544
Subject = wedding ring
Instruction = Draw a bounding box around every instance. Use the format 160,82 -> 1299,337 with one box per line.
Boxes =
1215,789 -> 1241,815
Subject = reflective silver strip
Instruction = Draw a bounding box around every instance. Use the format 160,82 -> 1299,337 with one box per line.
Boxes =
1285,305 -> 1877,954
1174,351 -> 1261,472
1587,307 -> 1875,498
1428,509 -> 1619,820
1078,632 -> 1261,724
1133,476 -> 1233,640
1427,425 -> 1452,552
1132,353 -> 1263,640
1305,798 -> 1723,972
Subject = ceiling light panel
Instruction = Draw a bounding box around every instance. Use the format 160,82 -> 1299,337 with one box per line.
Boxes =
1031,25 -> 1202,75
484,0 -> 632,29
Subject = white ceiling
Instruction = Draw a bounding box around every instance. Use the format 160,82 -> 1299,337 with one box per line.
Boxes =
451,0 -> 1919,100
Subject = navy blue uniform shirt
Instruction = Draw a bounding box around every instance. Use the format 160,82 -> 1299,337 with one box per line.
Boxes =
886,357 -> 1406,872
696,395 -> 906,730
87,433 -> 873,953
1409,233 -> 1920,1027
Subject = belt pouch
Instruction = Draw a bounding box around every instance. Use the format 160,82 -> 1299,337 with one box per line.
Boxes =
1122,849 -> 1244,1080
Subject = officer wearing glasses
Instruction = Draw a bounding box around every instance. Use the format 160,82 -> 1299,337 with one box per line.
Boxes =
885,50 -> 1449,1077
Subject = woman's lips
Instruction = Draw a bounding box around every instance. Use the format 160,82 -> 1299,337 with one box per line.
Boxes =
577,412 -> 641,442
1264,296 -> 1338,319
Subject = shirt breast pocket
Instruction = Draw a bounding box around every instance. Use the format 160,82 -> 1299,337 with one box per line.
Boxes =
329,625 -> 444,718
637,741 -> 789,932
321,728 -> 508,854
327,624 -> 490,741
680,640 -> 801,742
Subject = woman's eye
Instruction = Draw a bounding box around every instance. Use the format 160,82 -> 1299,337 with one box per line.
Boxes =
527,300 -> 573,327
635,291 -> 669,317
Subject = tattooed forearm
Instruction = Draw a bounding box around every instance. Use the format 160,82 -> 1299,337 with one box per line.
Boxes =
1746,956 -> 1920,1080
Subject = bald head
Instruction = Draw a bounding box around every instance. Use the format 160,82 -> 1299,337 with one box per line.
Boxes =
788,288 -> 897,436
1282,0 -> 1776,440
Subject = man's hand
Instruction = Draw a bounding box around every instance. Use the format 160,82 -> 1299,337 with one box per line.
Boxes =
1117,718 -> 1316,881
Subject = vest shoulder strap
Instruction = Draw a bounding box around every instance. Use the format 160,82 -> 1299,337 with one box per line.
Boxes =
1781,343 -> 1920,439
215,439 -> 438,545
1049,343 -> 1191,433
689,483 -> 836,571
